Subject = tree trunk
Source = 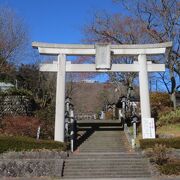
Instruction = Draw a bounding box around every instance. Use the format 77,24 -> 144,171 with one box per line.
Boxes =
169,66 -> 177,110
171,92 -> 176,110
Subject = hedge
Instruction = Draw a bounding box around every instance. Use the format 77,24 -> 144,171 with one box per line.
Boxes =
139,137 -> 180,149
0,136 -> 67,153
159,162 -> 180,175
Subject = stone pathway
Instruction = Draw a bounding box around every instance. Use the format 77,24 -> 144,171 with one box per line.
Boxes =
62,124 -> 152,179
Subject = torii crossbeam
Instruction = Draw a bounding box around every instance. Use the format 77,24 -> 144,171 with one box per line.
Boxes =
32,42 -> 172,142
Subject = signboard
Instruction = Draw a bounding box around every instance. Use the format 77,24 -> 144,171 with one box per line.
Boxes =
95,44 -> 111,69
142,118 -> 155,139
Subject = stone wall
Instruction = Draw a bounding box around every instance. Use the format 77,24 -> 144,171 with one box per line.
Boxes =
0,151 -> 67,177
0,95 -> 35,117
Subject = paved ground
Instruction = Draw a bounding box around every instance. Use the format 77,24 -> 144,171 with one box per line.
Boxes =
1,177 -> 180,180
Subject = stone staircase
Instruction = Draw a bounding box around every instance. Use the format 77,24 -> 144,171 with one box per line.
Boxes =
63,125 -> 151,179
78,130 -> 129,153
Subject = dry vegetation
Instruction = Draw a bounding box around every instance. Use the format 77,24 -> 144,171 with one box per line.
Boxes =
68,81 -> 132,113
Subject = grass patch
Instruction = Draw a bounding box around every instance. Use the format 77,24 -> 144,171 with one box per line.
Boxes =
0,135 -> 67,154
157,124 -> 180,137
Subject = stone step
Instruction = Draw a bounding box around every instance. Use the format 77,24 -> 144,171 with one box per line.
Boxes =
79,147 -> 127,149
68,154 -> 142,159
79,144 -> 127,147
80,143 -> 126,145
63,128 -> 150,179
83,135 -> 126,137
65,163 -> 149,167
79,148 -> 127,150
80,144 -> 127,146
65,162 -> 148,168
64,163 -> 149,167
65,159 -> 148,163
63,171 -> 151,174
79,144 -> 127,146
83,137 -> 126,139
63,175 -> 151,178
66,159 -> 147,162
82,141 -> 127,143
79,146 -> 127,148
81,141 -> 127,143
63,172 -> 151,176
80,141 -> 127,144
64,165 -> 148,172
79,147 -> 127,148
70,152 -> 139,155
79,148 -> 127,149
80,143 -> 127,145
63,173 -> 151,176
63,172 -> 151,177
64,169 -> 150,173
68,157 -> 142,160
67,155 -> 145,159
82,140 -> 126,142
79,143 -> 127,145
83,135 -> 126,136
79,150 -> 128,152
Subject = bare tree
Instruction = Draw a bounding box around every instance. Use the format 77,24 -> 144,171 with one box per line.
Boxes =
0,6 -> 28,73
114,0 -> 180,108
83,12 -> 147,97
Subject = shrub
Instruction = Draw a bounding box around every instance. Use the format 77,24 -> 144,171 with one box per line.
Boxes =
159,161 -> 180,175
1,116 -> 41,138
40,124 -> 54,140
148,144 -> 169,165
35,105 -> 55,139
157,108 -> 180,127
140,137 -> 180,149
150,92 -> 173,120
0,88 -> 32,97
105,111 -> 113,120
35,105 -> 55,125
150,92 -> 172,108
0,136 -> 67,154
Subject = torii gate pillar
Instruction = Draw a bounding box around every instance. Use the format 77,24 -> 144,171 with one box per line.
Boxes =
138,54 -> 151,118
55,54 -> 66,142
138,54 -> 155,138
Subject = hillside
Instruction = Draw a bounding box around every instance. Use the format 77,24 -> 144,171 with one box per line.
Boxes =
66,82 -> 130,113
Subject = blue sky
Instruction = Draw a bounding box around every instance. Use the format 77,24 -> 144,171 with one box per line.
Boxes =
0,1 -> 171,88
0,0 -> 123,43
0,0 -> 124,82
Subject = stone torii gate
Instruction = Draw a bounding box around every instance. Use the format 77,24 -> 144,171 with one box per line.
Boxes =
32,42 -> 172,142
